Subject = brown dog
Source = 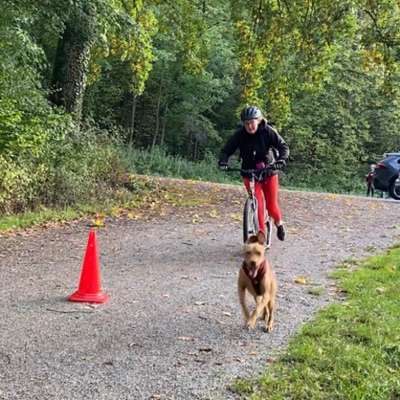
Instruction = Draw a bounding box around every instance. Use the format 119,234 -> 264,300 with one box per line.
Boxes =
238,231 -> 277,332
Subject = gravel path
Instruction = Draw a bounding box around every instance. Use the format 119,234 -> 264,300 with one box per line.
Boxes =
0,181 -> 399,400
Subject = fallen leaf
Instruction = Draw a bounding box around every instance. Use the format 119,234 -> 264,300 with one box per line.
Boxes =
192,214 -> 203,224
91,214 -> 105,228
208,209 -> 219,218
294,276 -> 307,285
111,207 -> 121,217
127,212 -> 139,220
326,194 -> 337,201
230,213 -> 242,222
222,311 -> 232,317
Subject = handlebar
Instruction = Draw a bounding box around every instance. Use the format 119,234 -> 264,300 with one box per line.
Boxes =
226,166 -> 275,173
223,164 -> 280,180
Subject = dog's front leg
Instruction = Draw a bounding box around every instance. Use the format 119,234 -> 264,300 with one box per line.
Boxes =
247,295 -> 264,329
265,297 -> 275,332
238,284 -> 250,323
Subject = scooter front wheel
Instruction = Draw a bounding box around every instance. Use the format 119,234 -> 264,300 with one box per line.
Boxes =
265,217 -> 272,249
243,197 -> 259,243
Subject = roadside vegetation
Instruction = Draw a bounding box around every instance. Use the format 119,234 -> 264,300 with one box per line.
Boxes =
232,246 -> 400,400
0,143 -> 370,232
2,1 -> 400,226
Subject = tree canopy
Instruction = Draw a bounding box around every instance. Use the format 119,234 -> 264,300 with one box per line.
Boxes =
1,0 -> 400,212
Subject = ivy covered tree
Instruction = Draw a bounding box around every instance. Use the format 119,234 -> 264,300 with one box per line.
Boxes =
1,0 -> 400,213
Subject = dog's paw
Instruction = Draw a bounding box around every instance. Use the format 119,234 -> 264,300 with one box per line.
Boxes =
247,319 -> 256,330
264,322 -> 274,333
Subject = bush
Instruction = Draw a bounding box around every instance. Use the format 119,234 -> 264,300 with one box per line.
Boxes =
41,127 -> 127,207
0,117 -> 129,214
123,146 -> 236,183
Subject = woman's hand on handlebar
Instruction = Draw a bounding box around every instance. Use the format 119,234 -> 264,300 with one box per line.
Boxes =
218,161 -> 228,170
273,160 -> 286,170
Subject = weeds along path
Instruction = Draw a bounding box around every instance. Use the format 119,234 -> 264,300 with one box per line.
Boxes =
0,178 -> 399,400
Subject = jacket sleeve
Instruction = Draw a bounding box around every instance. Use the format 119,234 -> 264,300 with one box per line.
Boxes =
267,125 -> 289,161
218,129 -> 241,164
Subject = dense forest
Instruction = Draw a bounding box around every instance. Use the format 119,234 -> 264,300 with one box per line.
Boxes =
1,0 -> 400,215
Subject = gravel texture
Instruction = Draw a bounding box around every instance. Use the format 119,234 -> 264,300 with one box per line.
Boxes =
0,181 -> 399,400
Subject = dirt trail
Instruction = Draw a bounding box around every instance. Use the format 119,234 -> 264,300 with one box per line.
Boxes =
0,180 -> 399,400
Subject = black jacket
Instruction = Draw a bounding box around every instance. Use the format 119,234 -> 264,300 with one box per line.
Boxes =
219,120 -> 289,172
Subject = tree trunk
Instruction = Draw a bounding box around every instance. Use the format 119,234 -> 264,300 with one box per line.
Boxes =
152,83 -> 163,150
160,103 -> 168,147
50,2 -> 96,122
129,94 -> 137,147
186,126 -> 193,159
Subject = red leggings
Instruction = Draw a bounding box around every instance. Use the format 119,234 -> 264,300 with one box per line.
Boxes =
243,174 -> 282,234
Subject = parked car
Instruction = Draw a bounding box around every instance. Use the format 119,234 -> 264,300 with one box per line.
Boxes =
373,152 -> 400,200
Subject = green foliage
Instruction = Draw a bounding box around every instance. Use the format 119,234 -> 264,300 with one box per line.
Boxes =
232,0 -> 359,125
0,123 -> 128,214
40,127 -> 127,207
284,44 -> 400,192
236,247 -> 400,399
123,146 -> 237,184
1,0 -> 400,216
94,1 -> 158,96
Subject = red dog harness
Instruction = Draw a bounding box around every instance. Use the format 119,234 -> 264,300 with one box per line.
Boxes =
242,259 -> 267,294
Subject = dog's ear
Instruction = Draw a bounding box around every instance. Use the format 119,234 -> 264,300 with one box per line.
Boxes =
247,235 -> 259,244
257,231 -> 266,245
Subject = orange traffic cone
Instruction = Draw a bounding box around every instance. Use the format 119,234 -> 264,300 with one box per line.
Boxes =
68,229 -> 109,303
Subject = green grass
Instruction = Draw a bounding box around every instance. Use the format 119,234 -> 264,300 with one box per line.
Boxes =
123,147 -> 372,195
232,248 -> 400,400
123,146 -> 243,184
0,203 -> 108,231
0,174 -> 158,231
0,208 -> 72,231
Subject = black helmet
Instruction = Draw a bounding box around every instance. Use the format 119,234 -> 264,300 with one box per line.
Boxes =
240,106 -> 262,121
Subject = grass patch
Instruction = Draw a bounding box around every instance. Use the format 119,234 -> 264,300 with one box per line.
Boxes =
0,175 -> 157,232
0,173 -> 229,232
236,247 -> 400,400
0,207 -> 82,231
122,146 -> 240,185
